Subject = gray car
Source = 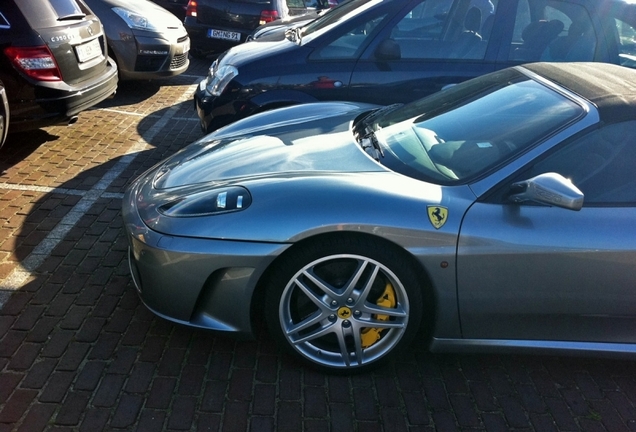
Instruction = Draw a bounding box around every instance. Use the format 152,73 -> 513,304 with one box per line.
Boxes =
123,62 -> 636,372
85,0 -> 190,80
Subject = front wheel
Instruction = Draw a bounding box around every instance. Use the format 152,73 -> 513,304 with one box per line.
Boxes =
264,237 -> 424,372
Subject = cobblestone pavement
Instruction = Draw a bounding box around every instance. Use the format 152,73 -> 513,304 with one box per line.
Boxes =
1,57 -> 636,432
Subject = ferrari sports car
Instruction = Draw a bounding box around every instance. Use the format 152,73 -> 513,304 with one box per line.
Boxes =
123,62 -> 636,372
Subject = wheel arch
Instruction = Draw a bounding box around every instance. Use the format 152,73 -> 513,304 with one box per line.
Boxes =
249,230 -> 437,339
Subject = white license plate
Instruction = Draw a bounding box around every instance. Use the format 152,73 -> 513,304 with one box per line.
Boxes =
75,38 -> 101,63
207,29 -> 241,41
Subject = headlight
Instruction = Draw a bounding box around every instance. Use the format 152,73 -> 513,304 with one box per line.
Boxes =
113,7 -> 160,32
158,186 -> 252,217
205,64 -> 238,96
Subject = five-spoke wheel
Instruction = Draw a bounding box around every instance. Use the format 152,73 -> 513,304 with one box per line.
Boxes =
265,237 -> 423,372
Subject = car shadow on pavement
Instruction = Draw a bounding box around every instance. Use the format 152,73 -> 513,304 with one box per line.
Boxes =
0,130 -> 61,170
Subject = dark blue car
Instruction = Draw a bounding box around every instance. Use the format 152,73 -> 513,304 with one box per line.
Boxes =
195,0 -> 636,133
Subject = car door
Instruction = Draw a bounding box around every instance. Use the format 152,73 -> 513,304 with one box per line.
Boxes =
348,0 -> 510,105
457,121 -> 636,344
287,1 -> 391,103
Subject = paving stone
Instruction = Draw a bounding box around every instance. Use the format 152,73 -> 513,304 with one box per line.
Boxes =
21,359 -> 57,389
0,373 -> 23,403
166,396 -> 196,430
15,403 -> 56,432
253,384 -> 276,416
7,343 -> 41,371
25,317 -> 59,343
124,362 -> 155,394
73,360 -> 106,391
56,342 -> 89,372
11,305 -> 44,330
92,374 -> 126,407
228,368 -> 255,401
146,377 -> 177,409
78,408 -> 110,432
111,394 -> 144,429
39,371 -> 75,403
60,306 -> 91,331
0,330 -> 26,357
0,389 -> 37,423
55,391 -> 90,426
201,380 -> 228,413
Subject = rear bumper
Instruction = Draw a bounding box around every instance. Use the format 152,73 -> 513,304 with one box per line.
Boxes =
9,57 -> 118,132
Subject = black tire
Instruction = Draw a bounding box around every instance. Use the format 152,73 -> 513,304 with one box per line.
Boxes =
264,236 -> 424,373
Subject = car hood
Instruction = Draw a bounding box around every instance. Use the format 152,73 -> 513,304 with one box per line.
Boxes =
127,102 -> 478,243
153,102 -> 383,189
98,0 -> 183,26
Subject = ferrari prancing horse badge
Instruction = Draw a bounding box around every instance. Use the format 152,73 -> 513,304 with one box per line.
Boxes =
427,206 -> 448,229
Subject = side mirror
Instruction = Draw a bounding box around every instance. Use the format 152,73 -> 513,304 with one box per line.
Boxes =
508,172 -> 584,211
374,39 -> 401,61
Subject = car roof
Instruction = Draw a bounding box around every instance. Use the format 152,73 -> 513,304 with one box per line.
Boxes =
523,62 -> 636,125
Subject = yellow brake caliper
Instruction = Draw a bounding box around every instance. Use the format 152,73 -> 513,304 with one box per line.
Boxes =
360,282 -> 396,348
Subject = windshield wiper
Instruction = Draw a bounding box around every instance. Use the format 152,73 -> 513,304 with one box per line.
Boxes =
359,130 -> 383,161
354,104 -> 402,161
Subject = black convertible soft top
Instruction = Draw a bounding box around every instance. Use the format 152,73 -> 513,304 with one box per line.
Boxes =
523,62 -> 636,124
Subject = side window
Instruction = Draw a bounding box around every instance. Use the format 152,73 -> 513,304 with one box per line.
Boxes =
508,1 -> 595,63
312,15 -> 387,59
385,0 -> 498,60
614,18 -> 636,68
510,0 -> 530,44
526,122 -> 636,205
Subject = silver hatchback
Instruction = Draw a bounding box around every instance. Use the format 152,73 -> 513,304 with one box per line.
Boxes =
85,0 -> 190,80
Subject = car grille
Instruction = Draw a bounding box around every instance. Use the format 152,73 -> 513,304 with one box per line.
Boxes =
170,53 -> 188,70
135,55 -> 165,72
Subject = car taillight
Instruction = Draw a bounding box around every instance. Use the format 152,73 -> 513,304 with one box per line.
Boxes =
4,46 -> 62,82
259,10 -> 279,25
186,0 -> 197,17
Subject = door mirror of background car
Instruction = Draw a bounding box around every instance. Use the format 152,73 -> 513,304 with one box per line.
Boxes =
375,38 -> 401,60
508,172 -> 584,211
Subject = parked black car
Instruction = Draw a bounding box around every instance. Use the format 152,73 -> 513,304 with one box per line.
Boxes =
194,0 -> 636,133
0,0 -> 118,132
184,0 -> 331,58
84,0 -> 190,80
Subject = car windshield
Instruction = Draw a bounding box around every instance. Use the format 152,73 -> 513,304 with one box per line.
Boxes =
300,0 -> 381,41
367,68 -> 584,184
